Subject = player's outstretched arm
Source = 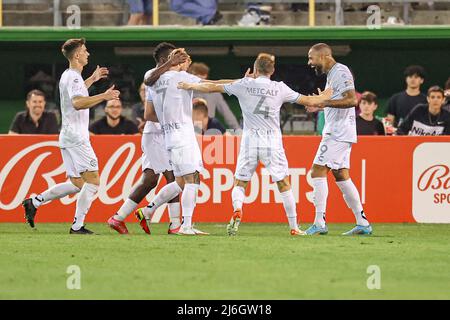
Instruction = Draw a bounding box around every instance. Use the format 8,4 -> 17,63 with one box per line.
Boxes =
297,87 -> 333,107
177,82 -> 225,93
144,49 -> 189,87
201,79 -> 236,85
321,89 -> 358,109
144,101 -> 159,122
72,85 -> 120,110
84,65 -> 109,89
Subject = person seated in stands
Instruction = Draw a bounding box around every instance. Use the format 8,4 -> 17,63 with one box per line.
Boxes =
127,0 -> 152,25
443,77 -> 450,112
386,65 -> 427,128
188,62 -> 240,130
397,86 -> 450,136
356,91 -> 385,135
89,99 -> 139,135
131,82 -> 146,133
192,98 -> 226,135
170,0 -> 222,25
9,89 -> 59,134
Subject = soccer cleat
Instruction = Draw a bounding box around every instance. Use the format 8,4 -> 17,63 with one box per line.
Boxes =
168,223 -> 181,235
226,209 -> 242,236
192,226 -> 209,235
135,208 -> 151,235
176,225 -> 197,235
290,228 -> 307,236
342,225 -> 373,236
107,216 -> 129,234
22,198 -> 37,228
305,224 -> 329,235
69,226 -> 94,235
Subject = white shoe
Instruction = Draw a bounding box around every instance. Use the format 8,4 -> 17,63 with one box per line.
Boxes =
176,225 -> 196,235
192,226 -> 209,235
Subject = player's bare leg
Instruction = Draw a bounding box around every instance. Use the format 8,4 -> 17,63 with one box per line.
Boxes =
332,169 -> 372,235
305,164 -> 330,235
70,171 -> 99,235
177,172 -> 209,235
163,170 -> 182,234
109,168 -> 159,234
227,179 -> 247,236
22,178 -> 82,228
276,177 -> 306,236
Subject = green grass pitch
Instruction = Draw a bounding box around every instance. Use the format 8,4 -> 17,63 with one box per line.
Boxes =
0,223 -> 449,299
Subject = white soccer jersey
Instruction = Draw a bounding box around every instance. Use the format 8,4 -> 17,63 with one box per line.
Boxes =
323,63 -> 357,143
224,76 -> 300,142
58,69 -> 90,148
143,68 -> 164,134
147,70 -> 202,149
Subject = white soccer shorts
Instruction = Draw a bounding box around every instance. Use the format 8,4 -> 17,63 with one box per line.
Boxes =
141,132 -> 172,174
60,142 -> 99,178
234,137 -> 289,182
313,136 -> 352,170
168,141 -> 203,177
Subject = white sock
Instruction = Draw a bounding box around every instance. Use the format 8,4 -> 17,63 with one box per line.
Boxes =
231,185 -> 245,212
143,181 -> 182,219
32,182 -> 80,208
280,189 -> 298,230
181,183 -> 198,228
312,177 -> 328,228
336,179 -> 370,227
115,198 -> 138,221
72,183 -> 98,231
168,202 -> 181,228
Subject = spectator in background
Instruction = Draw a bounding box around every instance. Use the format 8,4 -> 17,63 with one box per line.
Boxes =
89,99 -> 139,135
387,65 -> 427,128
443,77 -> 450,112
188,62 -> 240,129
127,0 -> 152,25
170,0 -> 222,25
131,82 -> 146,133
9,89 -> 59,134
397,86 -> 450,136
238,3 -> 272,26
192,98 -> 226,135
356,91 -> 385,135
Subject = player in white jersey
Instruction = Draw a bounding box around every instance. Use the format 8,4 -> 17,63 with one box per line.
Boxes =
178,53 -> 332,236
304,43 -> 373,236
134,48 -> 212,236
22,38 -> 120,234
107,42 -> 187,235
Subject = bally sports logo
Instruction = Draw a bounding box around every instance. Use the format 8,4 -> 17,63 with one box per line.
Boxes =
413,143 -> 450,223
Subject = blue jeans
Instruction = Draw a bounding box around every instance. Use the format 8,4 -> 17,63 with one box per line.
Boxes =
170,0 -> 217,24
128,0 -> 152,14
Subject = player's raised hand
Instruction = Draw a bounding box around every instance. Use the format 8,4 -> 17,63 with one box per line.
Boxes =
319,87 -> 333,100
169,48 -> 189,66
177,82 -> 191,90
91,65 -> 109,82
103,85 -> 120,101
244,68 -> 255,78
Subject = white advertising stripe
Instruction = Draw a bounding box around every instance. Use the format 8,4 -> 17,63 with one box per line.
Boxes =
413,142 -> 450,223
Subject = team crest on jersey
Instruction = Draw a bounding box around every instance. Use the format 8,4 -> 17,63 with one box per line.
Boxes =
90,159 -> 97,167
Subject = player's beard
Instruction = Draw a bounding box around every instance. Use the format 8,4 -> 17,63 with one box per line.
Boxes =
313,64 -> 324,76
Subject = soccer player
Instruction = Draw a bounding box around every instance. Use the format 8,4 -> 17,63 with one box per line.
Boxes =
134,49 -> 209,236
107,42 -> 187,235
177,53 -> 332,236
22,38 -> 120,234
305,43 -> 373,236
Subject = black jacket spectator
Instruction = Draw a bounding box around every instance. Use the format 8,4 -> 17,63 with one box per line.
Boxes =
387,91 -> 427,127
9,110 -> 59,134
356,115 -> 385,136
89,116 -> 139,135
205,117 -> 226,135
397,104 -> 450,136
